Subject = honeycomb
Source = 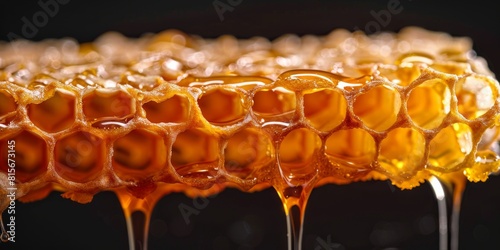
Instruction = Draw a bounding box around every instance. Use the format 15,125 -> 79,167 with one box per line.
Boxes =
0,27 -> 500,233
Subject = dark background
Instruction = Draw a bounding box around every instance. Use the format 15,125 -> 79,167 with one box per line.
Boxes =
1,0 -> 500,249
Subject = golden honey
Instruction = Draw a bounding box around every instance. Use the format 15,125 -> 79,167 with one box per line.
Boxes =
0,27 -> 499,247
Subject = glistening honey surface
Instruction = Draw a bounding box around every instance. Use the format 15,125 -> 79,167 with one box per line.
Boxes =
0,27 -> 500,217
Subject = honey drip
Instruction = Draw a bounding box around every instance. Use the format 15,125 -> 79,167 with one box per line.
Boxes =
278,184 -> 316,250
115,188 -> 162,250
429,174 -> 466,250
1,27 -> 500,249
0,216 -> 8,243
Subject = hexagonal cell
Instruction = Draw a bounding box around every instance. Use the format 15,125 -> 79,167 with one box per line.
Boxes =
171,128 -> 219,179
27,90 -> 76,133
378,64 -> 421,86
303,88 -> 346,131
224,128 -> 274,179
198,88 -> 246,125
430,62 -> 468,75
83,89 -> 134,124
143,94 -> 190,123
456,75 -> 496,120
54,131 -> 104,182
428,123 -> 473,170
0,89 -> 17,126
0,90 -> 16,115
378,128 -> 425,177
478,127 -> 499,151
353,85 -> 401,131
396,52 -> 435,65
252,87 -> 296,119
325,128 -> 376,169
0,131 -> 48,182
278,128 -> 321,185
439,49 -> 469,62
112,129 -> 166,181
407,79 -> 451,129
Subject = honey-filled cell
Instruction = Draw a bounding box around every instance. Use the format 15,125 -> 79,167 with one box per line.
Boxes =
278,128 -> 321,185
54,131 -> 105,183
396,52 -> 435,65
143,94 -> 190,123
252,87 -> 296,119
82,89 -> 134,122
353,85 -> 401,131
171,128 -> 219,180
112,129 -> 166,182
456,75 -> 496,120
198,88 -> 246,125
303,88 -> 346,131
430,62 -> 468,75
0,131 -> 48,182
28,90 -> 76,133
407,79 -> 451,129
224,128 -> 274,179
0,90 -> 16,116
378,64 -> 422,86
0,89 -> 17,126
325,128 -> 376,169
378,128 -> 426,177
428,123 -> 473,171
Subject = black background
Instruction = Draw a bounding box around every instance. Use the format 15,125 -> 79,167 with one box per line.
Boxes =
1,0 -> 500,249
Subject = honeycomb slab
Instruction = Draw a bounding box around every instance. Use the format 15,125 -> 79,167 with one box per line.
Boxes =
0,27 -> 499,209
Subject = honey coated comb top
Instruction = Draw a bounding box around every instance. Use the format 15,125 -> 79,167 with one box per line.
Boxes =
0,27 -> 499,207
